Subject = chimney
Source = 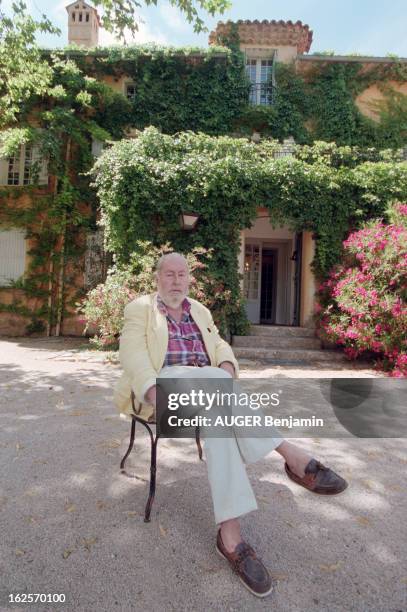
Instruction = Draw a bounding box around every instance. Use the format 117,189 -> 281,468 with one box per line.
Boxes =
66,1 -> 100,48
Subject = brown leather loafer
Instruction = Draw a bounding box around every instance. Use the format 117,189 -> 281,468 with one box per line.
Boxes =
216,529 -> 273,598
285,458 -> 348,495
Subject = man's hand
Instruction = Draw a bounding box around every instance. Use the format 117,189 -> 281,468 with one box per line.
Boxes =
145,385 -> 157,407
219,361 -> 235,378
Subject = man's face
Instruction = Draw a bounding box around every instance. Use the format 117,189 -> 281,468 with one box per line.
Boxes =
156,256 -> 190,308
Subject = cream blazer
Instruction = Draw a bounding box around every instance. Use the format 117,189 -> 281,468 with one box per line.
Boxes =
113,293 -> 239,421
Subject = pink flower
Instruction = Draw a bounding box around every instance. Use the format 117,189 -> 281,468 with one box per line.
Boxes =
395,203 -> 407,216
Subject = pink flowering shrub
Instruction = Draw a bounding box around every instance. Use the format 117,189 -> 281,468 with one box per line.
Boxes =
77,241 -> 235,349
316,202 -> 407,376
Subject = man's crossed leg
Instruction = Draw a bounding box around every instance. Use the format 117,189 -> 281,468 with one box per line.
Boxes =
157,365 -> 348,598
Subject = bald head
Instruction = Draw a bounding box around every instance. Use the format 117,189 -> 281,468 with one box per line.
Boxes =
156,252 -> 190,309
155,252 -> 189,275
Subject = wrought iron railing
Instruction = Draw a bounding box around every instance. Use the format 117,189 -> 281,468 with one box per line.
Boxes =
249,82 -> 276,106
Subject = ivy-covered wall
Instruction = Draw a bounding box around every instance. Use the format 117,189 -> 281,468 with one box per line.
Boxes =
1,42 -> 407,335
235,60 -> 407,148
60,45 -> 407,148
92,128 -> 407,334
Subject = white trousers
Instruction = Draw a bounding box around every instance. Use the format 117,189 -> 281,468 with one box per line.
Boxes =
158,365 -> 284,524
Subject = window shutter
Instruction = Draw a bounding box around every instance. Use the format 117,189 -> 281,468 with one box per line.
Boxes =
0,228 -> 26,286
0,156 -> 8,185
91,138 -> 104,158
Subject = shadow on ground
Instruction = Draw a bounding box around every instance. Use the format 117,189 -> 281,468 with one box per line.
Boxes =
0,339 -> 405,612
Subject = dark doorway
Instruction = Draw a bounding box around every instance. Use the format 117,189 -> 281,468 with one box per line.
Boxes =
260,248 -> 278,324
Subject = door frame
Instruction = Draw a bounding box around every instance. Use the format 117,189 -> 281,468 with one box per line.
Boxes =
243,238 -> 297,325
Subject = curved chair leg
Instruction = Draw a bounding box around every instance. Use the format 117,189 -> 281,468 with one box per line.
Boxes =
120,417 -> 136,470
195,426 -> 203,461
144,425 -> 160,522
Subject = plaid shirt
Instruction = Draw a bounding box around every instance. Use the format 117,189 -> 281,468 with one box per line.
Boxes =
157,294 -> 211,368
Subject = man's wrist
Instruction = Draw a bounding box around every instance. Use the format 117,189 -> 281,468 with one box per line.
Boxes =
219,361 -> 235,376
145,384 -> 157,404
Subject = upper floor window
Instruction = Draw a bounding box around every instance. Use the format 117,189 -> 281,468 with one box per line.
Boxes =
0,142 -> 48,187
246,58 -> 275,106
125,83 -> 137,102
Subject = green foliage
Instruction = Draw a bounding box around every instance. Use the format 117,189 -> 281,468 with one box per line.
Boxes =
233,61 -> 407,149
78,240 -> 243,347
0,36 -> 133,331
92,127 -> 407,339
76,44 -> 249,135
317,203 -> 407,376
265,64 -> 310,144
371,88 -> 407,149
0,1 -> 59,126
295,140 -> 404,168
2,2 -> 407,337
89,0 -> 231,39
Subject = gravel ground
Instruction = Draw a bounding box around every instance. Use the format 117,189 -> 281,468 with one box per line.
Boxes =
0,337 -> 406,612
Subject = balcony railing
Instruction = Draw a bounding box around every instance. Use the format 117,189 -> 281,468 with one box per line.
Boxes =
249,82 -> 276,106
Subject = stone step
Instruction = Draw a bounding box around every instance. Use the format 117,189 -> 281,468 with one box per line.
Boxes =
233,335 -> 321,350
233,347 -> 345,363
249,325 -> 316,338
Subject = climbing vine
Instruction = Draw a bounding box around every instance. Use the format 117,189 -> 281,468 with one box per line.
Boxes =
92,127 -> 407,333
1,33 -> 407,334
0,55 -> 132,333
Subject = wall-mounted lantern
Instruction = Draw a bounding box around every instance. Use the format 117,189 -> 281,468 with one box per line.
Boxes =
179,212 -> 200,231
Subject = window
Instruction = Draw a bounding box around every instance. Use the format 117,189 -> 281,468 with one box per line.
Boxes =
0,229 -> 26,286
245,58 -> 275,106
125,83 -> 137,101
79,12 -> 82,21
72,12 -> 76,21
86,13 -> 89,22
0,143 -> 48,187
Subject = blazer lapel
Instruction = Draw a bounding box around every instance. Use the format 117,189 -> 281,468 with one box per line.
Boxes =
151,293 -> 169,370
190,301 -> 216,365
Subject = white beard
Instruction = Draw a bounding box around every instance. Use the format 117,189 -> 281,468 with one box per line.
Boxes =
160,291 -> 187,309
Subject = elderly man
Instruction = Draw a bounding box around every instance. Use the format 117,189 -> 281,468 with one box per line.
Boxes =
114,252 -> 347,598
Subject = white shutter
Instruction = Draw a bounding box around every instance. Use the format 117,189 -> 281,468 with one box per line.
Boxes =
0,156 -> 9,185
0,228 -> 26,286
91,138 -> 104,158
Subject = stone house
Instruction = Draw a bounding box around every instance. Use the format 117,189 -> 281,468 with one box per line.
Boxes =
1,2 -> 406,348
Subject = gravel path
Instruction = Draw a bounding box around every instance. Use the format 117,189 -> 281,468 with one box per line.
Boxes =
0,338 -> 406,612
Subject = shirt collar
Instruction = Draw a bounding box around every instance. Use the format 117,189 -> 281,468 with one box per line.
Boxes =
157,293 -> 191,319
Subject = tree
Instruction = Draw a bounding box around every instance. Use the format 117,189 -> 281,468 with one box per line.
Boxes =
0,1 -> 59,126
88,0 -> 231,39
0,0 -> 231,127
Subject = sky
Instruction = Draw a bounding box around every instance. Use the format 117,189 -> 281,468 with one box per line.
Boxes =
2,0 -> 407,57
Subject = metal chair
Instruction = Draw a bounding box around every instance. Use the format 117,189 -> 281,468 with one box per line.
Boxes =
120,391 -> 203,522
